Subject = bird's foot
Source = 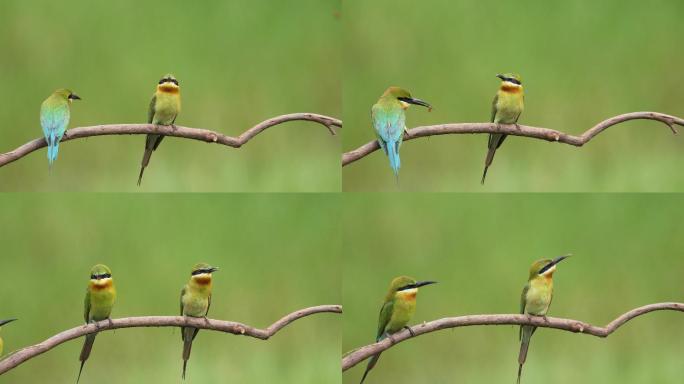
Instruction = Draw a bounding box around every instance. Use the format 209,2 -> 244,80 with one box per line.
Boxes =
403,326 -> 415,337
515,123 -> 522,131
202,316 -> 210,326
388,334 -> 398,344
403,127 -> 411,139
542,315 -> 549,323
171,124 -> 178,130
107,318 -> 114,327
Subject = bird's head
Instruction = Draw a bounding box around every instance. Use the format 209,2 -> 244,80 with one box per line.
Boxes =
382,86 -> 432,111
528,254 -> 571,280
157,74 -> 180,93
190,263 -> 219,285
387,275 -> 437,300
89,264 -> 113,287
496,73 -> 523,91
54,89 -> 81,103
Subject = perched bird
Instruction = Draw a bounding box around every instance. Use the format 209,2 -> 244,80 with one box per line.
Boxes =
0,318 -> 17,356
482,73 -> 525,184
517,255 -> 570,384
78,264 -> 116,383
180,263 -> 219,379
372,87 -> 432,179
138,74 -> 181,185
40,89 -> 81,166
360,276 -> 437,384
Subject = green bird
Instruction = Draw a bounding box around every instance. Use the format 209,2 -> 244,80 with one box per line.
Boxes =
359,276 -> 437,384
78,264 -> 116,383
180,263 -> 219,379
0,318 -> 17,356
138,74 -> 181,185
517,255 -> 570,384
481,73 -> 525,184
372,87 -> 432,179
40,89 -> 81,166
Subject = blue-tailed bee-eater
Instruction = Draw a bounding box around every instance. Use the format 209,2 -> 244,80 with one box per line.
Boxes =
138,74 -> 181,185
40,89 -> 81,166
360,276 -> 437,383
482,73 -> 524,184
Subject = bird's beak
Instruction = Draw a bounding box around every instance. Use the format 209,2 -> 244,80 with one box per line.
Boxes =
208,267 -> 219,273
496,74 -> 506,80
69,94 -> 81,100
397,97 -> 432,110
414,281 -> 437,288
550,254 -> 572,266
0,319 -> 17,327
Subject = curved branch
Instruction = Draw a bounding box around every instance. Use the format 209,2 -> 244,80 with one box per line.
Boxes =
0,113 -> 341,168
0,304 -> 341,375
342,302 -> 684,371
342,112 -> 684,166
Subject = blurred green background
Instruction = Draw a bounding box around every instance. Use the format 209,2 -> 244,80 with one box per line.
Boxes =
342,0 -> 684,191
0,194 -> 340,383
0,0 -> 340,191
343,194 -> 684,383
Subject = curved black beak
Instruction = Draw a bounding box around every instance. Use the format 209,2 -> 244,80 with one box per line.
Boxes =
539,254 -> 572,274
414,281 -> 437,288
496,74 -> 506,80
69,94 -> 81,101
397,97 -> 432,110
208,266 -> 220,273
0,318 -> 17,327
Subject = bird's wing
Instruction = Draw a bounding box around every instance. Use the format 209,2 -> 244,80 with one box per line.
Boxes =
372,105 -> 404,144
83,288 -> 91,323
490,93 -> 499,123
376,299 -> 394,341
180,286 -> 186,316
148,95 -> 157,124
205,294 -> 211,317
40,103 -> 70,137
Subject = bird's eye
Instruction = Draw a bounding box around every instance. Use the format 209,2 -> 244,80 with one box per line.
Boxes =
172,79 -> 179,86
90,275 -> 96,279
158,79 -> 165,85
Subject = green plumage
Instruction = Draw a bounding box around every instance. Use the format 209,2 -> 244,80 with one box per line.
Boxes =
482,73 -> 525,184
138,74 -> 181,185
0,319 -> 17,356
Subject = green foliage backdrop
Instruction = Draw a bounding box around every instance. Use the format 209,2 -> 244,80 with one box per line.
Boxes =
343,194 -> 684,383
0,194 -> 340,383
0,0 -> 340,192
343,0 -> 684,191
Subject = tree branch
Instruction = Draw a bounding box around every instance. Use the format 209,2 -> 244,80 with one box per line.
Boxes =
342,302 -> 684,371
0,304 -> 341,375
342,112 -> 684,166
0,113 -> 341,168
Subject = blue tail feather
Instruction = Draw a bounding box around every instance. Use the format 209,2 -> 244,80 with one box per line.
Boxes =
386,139 -> 400,176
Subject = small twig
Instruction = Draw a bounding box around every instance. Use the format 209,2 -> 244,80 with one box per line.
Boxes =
342,112 -> 684,166
0,113 -> 341,168
0,304 -> 341,375
342,302 -> 684,371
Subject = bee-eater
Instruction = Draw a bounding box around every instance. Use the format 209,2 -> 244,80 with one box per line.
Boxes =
359,276 -> 437,384
180,263 -> 219,379
77,264 -> 116,383
40,89 -> 81,166
138,74 -> 181,185
0,318 -> 17,356
517,255 -> 570,384
481,73 -> 525,184
372,87 -> 432,179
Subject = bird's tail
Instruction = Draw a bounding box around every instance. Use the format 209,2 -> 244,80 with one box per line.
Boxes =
481,133 -> 506,184
359,352 -> 382,384
138,134 -> 161,186
77,333 -> 97,383
47,131 -> 60,166
517,325 -> 535,384
182,326 -> 197,380
386,139 -> 401,178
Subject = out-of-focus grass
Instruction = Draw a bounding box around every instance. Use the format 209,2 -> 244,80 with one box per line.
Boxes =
343,194 -> 684,383
342,0 -> 684,191
0,0 -> 340,191
0,194 -> 341,383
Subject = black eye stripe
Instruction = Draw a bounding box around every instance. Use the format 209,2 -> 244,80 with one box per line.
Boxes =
158,78 -> 179,86
191,268 -> 212,276
90,273 -> 111,280
506,78 -> 521,85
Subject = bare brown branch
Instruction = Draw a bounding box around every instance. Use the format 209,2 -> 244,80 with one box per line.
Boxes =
342,302 -> 684,371
342,112 -> 684,166
0,113 -> 341,168
0,304 -> 341,375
